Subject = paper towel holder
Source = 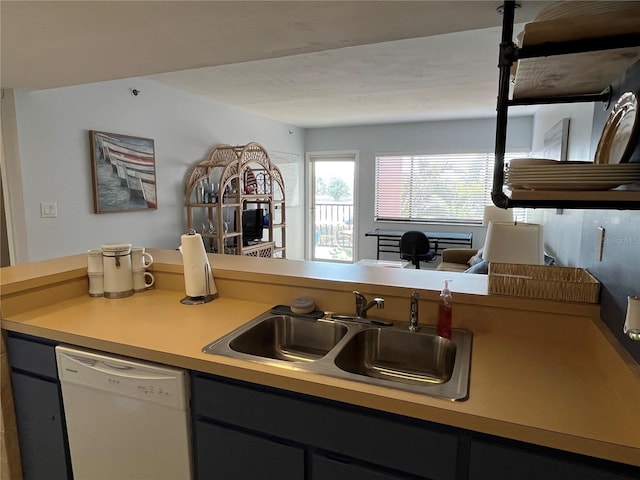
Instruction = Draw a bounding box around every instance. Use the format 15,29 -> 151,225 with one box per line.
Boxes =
181,263 -> 216,305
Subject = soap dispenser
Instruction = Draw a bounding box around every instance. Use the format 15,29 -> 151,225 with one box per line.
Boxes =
437,279 -> 452,339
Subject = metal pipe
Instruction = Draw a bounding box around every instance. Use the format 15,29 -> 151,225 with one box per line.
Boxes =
492,0 -> 517,208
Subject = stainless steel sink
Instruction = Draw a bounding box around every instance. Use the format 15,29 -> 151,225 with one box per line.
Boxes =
334,328 -> 456,385
203,311 -> 472,400
228,315 -> 348,363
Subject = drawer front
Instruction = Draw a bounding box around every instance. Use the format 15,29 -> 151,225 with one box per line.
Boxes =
313,453 -> 409,480
469,438 -> 640,480
194,420 -> 304,480
7,334 -> 58,379
193,374 -> 458,480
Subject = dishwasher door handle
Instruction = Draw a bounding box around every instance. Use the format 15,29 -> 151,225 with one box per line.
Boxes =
101,361 -> 133,370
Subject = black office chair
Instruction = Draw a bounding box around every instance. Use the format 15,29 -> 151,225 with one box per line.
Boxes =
400,231 -> 436,269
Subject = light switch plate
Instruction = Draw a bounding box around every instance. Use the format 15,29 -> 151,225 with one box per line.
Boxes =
40,202 -> 58,218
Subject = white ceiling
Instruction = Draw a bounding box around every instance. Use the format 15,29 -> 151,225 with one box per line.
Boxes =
1,1 -> 551,128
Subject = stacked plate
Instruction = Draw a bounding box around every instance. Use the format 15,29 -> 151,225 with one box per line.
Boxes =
505,160 -> 640,191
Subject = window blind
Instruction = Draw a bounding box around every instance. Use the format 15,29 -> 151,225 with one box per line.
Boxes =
375,152 -> 526,223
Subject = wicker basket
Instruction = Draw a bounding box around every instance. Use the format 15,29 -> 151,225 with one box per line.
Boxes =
488,263 -> 600,303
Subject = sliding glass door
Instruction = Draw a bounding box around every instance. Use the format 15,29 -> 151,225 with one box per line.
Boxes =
307,152 -> 357,262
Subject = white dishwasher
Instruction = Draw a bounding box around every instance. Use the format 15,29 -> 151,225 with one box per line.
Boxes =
55,346 -> 192,480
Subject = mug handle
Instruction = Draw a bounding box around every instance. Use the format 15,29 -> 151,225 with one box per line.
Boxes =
142,252 -> 154,268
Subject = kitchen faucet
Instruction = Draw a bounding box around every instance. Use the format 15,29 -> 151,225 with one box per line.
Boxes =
353,291 -> 384,318
409,291 -> 419,332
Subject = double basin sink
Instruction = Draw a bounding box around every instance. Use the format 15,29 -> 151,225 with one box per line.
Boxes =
203,310 -> 472,400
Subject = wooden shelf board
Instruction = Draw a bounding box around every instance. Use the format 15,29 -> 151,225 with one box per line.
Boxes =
513,7 -> 640,99
242,194 -> 274,202
523,8 -> 640,45
514,48 -> 640,99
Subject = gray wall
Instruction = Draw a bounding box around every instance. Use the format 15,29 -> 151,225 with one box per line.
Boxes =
305,116 -> 534,260
529,101 -> 640,363
580,209 -> 640,362
587,91 -> 640,362
5,78 -> 306,261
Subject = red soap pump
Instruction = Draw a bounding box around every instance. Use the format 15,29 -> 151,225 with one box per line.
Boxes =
437,279 -> 453,339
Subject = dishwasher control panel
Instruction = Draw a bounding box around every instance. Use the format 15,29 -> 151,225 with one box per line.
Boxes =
56,345 -> 188,410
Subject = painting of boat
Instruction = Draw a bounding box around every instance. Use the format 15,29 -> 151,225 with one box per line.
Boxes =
90,130 -> 158,213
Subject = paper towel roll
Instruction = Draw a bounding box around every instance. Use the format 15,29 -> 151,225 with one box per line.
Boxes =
180,232 -> 217,298
624,295 -> 640,340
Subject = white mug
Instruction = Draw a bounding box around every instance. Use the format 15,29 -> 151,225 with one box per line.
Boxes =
131,247 -> 153,270
133,270 -> 155,291
88,272 -> 104,297
87,249 -> 103,273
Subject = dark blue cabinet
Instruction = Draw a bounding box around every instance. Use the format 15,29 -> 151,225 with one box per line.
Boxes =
192,373 -> 640,480
312,454 -> 411,480
195,421 -> 304,480
6,333 -> 72,480
469,436 -> 639,480
192,373 -> 460,480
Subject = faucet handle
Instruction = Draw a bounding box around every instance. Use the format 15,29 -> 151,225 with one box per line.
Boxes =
353,290 -> 365,316
409,290 -> 419,332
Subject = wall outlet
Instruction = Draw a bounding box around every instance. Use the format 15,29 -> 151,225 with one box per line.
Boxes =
40,202 -> 58,218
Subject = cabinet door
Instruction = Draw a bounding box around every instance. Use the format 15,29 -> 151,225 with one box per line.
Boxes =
7,334 -> 58,379
11,372 -> 71,480
469,438 -> 640,480
194,420 -> 304,480
313,454 -> 412,480
193,374 -> 458,480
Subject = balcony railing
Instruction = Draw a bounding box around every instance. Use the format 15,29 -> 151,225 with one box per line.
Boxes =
314,203 -> 353,261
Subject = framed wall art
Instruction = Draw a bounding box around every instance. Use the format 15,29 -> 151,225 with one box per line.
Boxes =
543,118 -> 570,215
89,131 -> 157,213
543,118 -> 570,161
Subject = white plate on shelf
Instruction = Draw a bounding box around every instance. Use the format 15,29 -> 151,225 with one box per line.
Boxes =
508,170 -> 640,177
507,158 -> 588,167
508,177 -> 640,184
506,164 -> 640,185
508,181 -> 635,191
594,91 -> 639,164
509,163 -> 640,172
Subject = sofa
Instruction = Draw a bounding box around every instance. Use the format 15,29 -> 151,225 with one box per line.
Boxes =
436,248 -> 557,273
436,248 -> 481,273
